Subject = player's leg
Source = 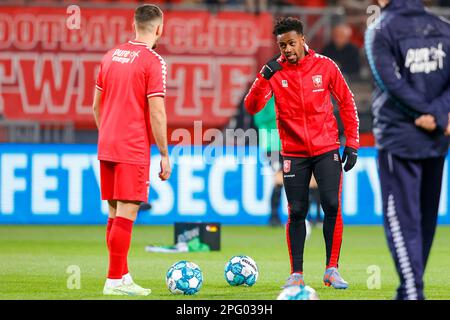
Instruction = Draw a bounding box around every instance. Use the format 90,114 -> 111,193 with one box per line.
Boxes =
312,149 -> 347,289
100,161 -> 117,256
420,156 -> 445,269
106,200 -> 117,251
104,162 -> 150,296
105,200 -> 148,295
108,200 -> 139,282
105,200 -> 133,283
378,150 -> 424,300
282,156 -> 312,287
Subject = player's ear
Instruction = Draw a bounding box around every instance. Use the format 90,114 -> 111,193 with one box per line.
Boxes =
299,34 -> 306,47
158,24 -> 164,37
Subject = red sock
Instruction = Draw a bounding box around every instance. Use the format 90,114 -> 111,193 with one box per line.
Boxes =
106,218 -> 114,249
107,216 -> 133,279
106,218 -> 129,276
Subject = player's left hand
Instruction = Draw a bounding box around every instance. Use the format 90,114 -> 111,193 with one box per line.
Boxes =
159,155 -> 171,181
342,147 -> 357,172
445,113 -> 450,136
415,114 -> 436,132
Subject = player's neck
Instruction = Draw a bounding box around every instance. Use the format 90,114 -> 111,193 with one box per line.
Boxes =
298,50 -> 306,61
134,35 -> 156,49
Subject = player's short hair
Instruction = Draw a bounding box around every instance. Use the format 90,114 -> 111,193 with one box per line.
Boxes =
273,17 -> 304,36
134,4 -> 163,31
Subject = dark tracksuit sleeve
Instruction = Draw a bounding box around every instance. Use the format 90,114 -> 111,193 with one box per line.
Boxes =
365,26 -> 448,129
244,74 -> 273,115
429,80 -> 450,129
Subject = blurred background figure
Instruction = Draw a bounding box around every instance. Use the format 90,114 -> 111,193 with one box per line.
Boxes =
321,23 -> 361,79
253,96 -> 283,227
308,175 -> 323,228
139,202 -> 152,212
245,0 -> 268,14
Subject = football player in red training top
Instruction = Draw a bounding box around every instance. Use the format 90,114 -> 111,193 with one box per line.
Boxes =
92,4 -> 170,296
245,17 -> 359,290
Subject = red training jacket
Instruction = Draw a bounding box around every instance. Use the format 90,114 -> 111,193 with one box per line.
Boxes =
245,48 -> 360,157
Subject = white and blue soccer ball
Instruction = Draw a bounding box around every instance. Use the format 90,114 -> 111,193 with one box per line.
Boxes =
224,255 -> 259,287
277,285 -> 319,300
166,260 -> 203,295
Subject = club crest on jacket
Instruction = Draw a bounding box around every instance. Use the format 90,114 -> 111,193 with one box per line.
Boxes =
312,75 -> 322,88
283,160 -> 291,173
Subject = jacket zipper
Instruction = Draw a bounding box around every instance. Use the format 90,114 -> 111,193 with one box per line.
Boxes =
297,68 -> 313,156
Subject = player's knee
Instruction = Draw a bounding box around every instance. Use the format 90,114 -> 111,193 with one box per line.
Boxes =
288,202 -> 308,222
321,196 -> 339,217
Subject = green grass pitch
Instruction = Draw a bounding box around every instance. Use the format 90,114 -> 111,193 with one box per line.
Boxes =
0,225 -> 449,300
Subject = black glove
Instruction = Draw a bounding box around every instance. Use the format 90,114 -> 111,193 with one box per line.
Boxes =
342,147 -> 358,172
260,55 -> 282,80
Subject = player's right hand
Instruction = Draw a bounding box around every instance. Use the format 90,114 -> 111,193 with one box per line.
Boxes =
445,113 -> 450,136
260,55 -> 282,80
159,155 -> 171,181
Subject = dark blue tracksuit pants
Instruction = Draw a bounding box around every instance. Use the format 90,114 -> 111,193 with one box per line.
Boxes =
378,150 -> 445,300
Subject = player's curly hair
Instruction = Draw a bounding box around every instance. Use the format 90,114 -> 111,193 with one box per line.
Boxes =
272,17 -> 304,36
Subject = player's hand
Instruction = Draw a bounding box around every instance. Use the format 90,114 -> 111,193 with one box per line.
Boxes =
415,114 -> 436,132
342,147 -> 357,172
445,113 -> 450,136
260,55 -> 282,80
159,155 -> 171,181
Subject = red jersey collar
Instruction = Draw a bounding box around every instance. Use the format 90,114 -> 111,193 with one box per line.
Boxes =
128,40 -> 149,47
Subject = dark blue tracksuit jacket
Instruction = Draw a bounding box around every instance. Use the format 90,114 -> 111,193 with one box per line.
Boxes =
365,0 -> 450,159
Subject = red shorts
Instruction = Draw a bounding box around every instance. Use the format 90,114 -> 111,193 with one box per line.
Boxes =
100,161 -> 150,202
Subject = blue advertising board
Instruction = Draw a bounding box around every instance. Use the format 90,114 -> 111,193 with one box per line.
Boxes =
0,144 -> 448,225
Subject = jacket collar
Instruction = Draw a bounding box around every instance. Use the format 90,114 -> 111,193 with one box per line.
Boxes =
128,40 -> 149,47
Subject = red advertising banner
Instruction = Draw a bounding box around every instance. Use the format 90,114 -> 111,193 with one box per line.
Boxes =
0,6 -> 274,130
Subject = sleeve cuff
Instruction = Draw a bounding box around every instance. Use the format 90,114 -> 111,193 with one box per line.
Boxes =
346,140 -> 360,150
147,92 -> 165,98
96,84 -> 103,91
435,112 -> 448,131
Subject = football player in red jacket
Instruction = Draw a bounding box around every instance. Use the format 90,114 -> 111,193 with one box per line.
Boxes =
245,17 -> 360,290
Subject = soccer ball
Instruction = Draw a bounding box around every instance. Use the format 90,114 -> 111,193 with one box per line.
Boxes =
224,255 -> 259,287
277,285 -> 319,300
166,260 -> 203,295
